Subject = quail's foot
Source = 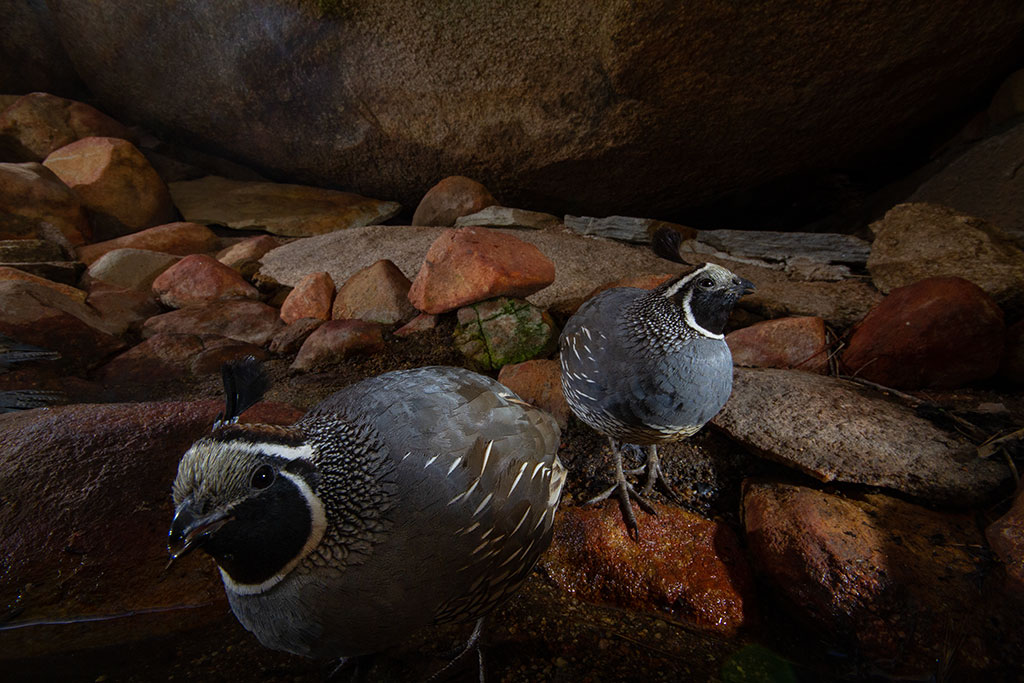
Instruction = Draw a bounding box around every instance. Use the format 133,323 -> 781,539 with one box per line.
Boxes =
640,444 -> 682,503
584,440 -> 657,540
426,618 -> 486,683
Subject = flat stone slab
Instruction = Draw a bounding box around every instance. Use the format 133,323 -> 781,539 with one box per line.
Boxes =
713,368 -> 1010,505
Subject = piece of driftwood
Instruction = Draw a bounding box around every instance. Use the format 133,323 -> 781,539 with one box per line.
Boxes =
694,229 -> 871,266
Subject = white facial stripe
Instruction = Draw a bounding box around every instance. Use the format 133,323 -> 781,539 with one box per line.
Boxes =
220,470 -> 327,595
682,288 -> 725,339
256,442 -> 315,462
662,264 -> 713,298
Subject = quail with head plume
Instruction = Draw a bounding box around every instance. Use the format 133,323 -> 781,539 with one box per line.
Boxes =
168,358 -> 565,672
560,229 -> 754,537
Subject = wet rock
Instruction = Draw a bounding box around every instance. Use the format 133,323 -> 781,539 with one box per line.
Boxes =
542,503 -> 754,636
0,161 -> 90,245
394,313 -> 438,337
454,297 -> 556,371
268,317 -> 324,355
0,265 -> 86,303
280,271 -> 334,324
0,400 -> 296,658
0,92 -> 133,162
76,221 -> 219,266
217,234 -> 281,278
986,485 -> 1024,594
411,176 -> 496,227
564,215 -> 697,244
454,205 -> 561,230
867,203 -> 1024,314
726,316 -> 828,373
85,283 -> 161,337
151,253 -> 259,308
332,259 -> 415,324
42,136 -> 177,240
497,359 -> 569,429
743,481 -> 1021,677
85,248 -> 180,291
842,277 -> 1004,389
291,319 -> 385,371
168,175 -> 400,237
142,300 -> 282,347
409,227 -> 555,314
1001,319 -> 1024,385
713,368 -> 1009,504
0,279 -> 123,368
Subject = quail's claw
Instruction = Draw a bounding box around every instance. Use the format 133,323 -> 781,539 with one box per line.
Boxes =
583,441 -> 657,541
640,445 -> 682,504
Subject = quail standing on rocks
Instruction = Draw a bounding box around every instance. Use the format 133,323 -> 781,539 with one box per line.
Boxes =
560,233 -> 753,537
168,359 -> 565,673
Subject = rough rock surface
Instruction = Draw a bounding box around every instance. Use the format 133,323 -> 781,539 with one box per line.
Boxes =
332,259 -> 415,324
408,227 -> 555,314
744,481 -> 1023,677
411,175 -> 496,227
0,92 -> 133,162
0,161 -> 90,244
454,205 -> 561,230
168,175 -> 400,237
453,297 -> 557,371
76,221 -> 219,265
867,203 -> 1024,314
85,248 -> 179,291
0,401 -> 297,658
268,317 -> 323,354
498,359 -> 570,429
725,316 -> 828,373
0,265 -> 85,303
216,234 -> 280,277
842,277 -> 1004,389
44,2 -> 1024,215
151,253 -> 260,309
42,136 -> 176,238
543,503 -> 754,636
280,271 -> 334,324
141,300 -> 282,347
85,283 -> 161,336
713,368 -> 1009,504
97,333 -> 268,383
291,319 -> 385,371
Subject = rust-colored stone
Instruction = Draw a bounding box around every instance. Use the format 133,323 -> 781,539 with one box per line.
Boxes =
726,316 -> 828,373
333,259 -> 415,324
0,161 -> 90,245
411,175 -> 497,227
280,271 -> 334,324
77,221 -> 219,266
291,319 -> 385,371
142,300 -> 282,347
0,92 -> 134,162
151,253 -> 260,309
498,359 -> 569,429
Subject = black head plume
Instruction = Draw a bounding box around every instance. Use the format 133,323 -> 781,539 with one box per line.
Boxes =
651,227 -> 687,264
214,356 -> 270,429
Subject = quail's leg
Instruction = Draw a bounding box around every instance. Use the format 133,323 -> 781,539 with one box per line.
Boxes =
584,438 -> 656,540
426,617 -> 486,683
640,444 -> 682,503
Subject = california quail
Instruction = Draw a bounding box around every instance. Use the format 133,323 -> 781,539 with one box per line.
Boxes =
560,245 -> 753,537
168,359 -> 565,673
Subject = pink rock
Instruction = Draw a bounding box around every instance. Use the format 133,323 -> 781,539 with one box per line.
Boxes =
411,175 -> 497,227
217,234 -> 281,277
151,253 -> 260,308
987,484 -> 1024,595
269,318 -> 324,354
77,221 -> 219,265
291,319 -> 385,371
86,282 -> 161,337
726,316 -> 828,373
0,161 -> 90,245
332,259 -> 415,324
408,226 -> 555,314
542,503 -> 754,637
142,300 -> 282,347
394,313 -> 438,337
0,92 -> 134,162
280,271 -> 334,324
498,359 -> 570,428
43,136 -> 176,238
842,277 -> 1004,389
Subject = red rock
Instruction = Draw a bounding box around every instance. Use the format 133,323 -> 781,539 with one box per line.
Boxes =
217,234 -> 281,277
542,503 -> 754,636
0,400 -> 295,657
280,271 -> 334,324
1001,319 -> 1024,385
269,318 -> 324,354
0,279 -> 124,369
408,226 -> 555,314
0,161 -> 90,245
151,253 -> 260,308
986,485 -> 1024,594
291,319 -> 385,371
332,259 -> 415,324
726,316 -> 828,373
142,300 -> 282,347
498,359 -> 570,428
86,282 -> 161,336
394,313 -> 438,337
411,175 -> 497,227
43,136 -> 176,238
0,265 -> 86,303
77,222 -> 219,265
0,92 -> 134,162
97,333 -> 270,384
842,277 -> 1004,389
743,481 -> 1017,676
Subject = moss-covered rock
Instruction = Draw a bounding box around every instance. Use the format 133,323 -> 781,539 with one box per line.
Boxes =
453,297 -> 556,371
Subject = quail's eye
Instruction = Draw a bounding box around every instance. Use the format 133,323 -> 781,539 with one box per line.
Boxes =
250,464 -> 275,490
698,278 -> 714,289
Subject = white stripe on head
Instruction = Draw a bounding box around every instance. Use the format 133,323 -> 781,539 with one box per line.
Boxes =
682,289 -> 725,340
661,264 -> 712,299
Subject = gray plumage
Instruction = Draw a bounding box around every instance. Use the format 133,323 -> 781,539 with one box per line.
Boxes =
169,366 -> 565,660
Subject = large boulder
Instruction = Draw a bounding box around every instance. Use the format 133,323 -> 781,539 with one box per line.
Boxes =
44,1 -> 1024,215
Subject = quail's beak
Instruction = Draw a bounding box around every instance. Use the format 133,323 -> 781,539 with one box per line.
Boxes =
167,499 -> 232,564
731,276 -> 756,297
